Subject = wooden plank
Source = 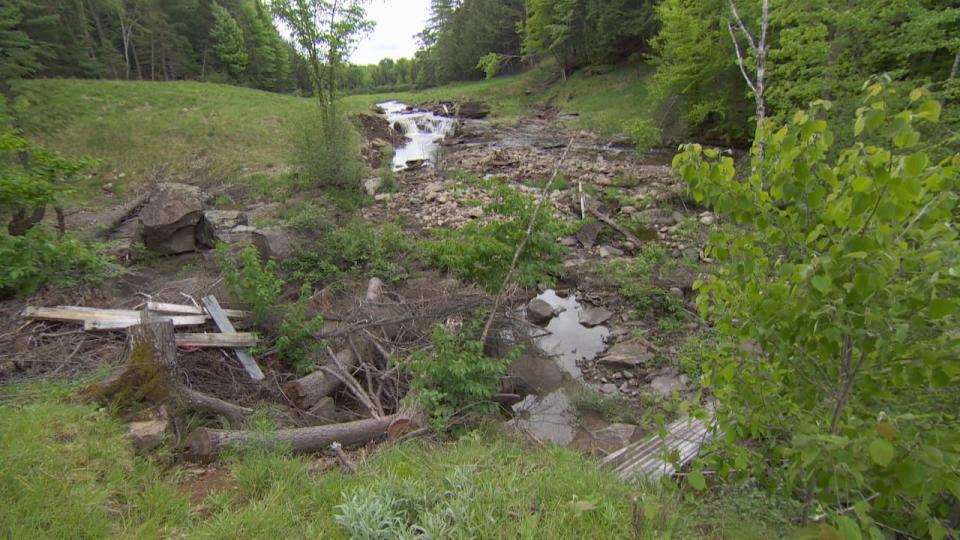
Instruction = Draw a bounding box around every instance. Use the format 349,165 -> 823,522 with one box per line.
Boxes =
202,295 -> 264,382
84,316 -> 209,331
22,306 -> 138,323
175,333 -> 258,348
146,302 -> 247,319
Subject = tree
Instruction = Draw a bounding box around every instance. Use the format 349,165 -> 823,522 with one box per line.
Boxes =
675,80 -> 959,537
210,1 -> 248,79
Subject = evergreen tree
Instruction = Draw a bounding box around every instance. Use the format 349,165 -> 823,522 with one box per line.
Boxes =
209,1 -> 247,79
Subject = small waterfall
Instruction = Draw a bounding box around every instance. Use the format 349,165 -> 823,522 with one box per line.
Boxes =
378,100 -> 456,171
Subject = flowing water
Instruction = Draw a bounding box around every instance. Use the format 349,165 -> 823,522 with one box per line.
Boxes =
377,101 -> 457,171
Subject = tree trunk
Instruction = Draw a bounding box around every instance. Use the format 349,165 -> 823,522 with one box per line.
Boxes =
951,47 -> 960,81
78,316 -> 252,428
185,415 -> 396,461
386,400 -> 426,440
283,348 -> 357,409
7,207 -> 47,236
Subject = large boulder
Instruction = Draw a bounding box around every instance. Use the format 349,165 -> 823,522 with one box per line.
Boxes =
527,298 -> 557,326
597,340 -> 656,369
139,183 -> 214,254
253,227 -> 294,261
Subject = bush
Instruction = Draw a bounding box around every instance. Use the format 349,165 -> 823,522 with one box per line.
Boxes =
404,315 -> 518,429
284,221 -> 415,286
0,226 -> 117,298
622,117 -> 663,153
275,285 -> 325,374
600,245 -> 684,329
294,111 -> 364,191
216,244 -> 283,325
675,81 -> 959,536
424,184 -> 572,292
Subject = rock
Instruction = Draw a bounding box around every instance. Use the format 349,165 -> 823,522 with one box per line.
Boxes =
599,383 -> 619,395
635,208 -> 676,227
699,213 -> 716,226
527,298 -> 557,326
205,210 -> 248,232
672,211 -> 686,225
125,419 -> 169,453
669,287 -> 684,300
404,159 -> 429,171
682,247 -> 700,263
579,307 -> 613,327
363,177 -> 383,196
139,183 -> 214,254
650,374 -> 688,396
560,236 -> 579,247
457,100 -> 492,119
374,193 -> 392,202
598,245 -> 624,258
589,423 -> 639,453
252,227 -> 294,261
467,206 -> 485,219
622,370 -> 635,380
619,205 -> 637,216
679,374 -> 691,386
245,202 -> 280,222
597,340 -> 655,369
424,182 -> 444,194
576,220 -> 604,249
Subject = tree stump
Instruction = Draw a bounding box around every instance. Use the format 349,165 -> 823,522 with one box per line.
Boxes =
78,315 -> 252,429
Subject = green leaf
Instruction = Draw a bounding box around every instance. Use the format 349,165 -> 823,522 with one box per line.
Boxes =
928,298 -> 957,319
909,88 -> 924,102
687,470 -> 706,491
869,439 -> 894,467
811,275 -> 831,294
903,153 -> 928,176
836,516 -> 862,540
917,100 -> 941,122
851,176 -> 873,192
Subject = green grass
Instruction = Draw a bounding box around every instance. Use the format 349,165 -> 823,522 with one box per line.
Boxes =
0,388 -> 795,539
13,61 -> 656,206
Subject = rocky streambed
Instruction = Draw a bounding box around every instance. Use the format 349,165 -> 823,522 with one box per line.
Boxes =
362,100 -> 717,451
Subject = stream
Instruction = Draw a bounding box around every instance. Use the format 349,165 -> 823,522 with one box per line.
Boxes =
378,101 -> 457,171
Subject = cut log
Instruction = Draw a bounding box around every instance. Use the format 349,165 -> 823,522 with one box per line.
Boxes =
301,396 -> 337,426
202,295 -> 264,382
185,415 -> 396,461
174,333 -> 258,348
283,348 -> 356,409
77,315 -> 252,429
387,400 -> 427,440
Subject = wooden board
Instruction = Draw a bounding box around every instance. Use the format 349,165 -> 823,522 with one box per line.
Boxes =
175,333 -> 258,348
84,316 -> 209,331
202,295 -> 264,382
23,306 -> 142,323
146,302 -> 247,319
601,412 -> 719,481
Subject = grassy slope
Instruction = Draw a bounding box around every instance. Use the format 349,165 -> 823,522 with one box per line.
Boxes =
16,62 -> 657,198
0,388 -> 794,539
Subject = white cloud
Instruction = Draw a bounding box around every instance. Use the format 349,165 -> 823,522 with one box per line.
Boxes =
350,0 -> 432,65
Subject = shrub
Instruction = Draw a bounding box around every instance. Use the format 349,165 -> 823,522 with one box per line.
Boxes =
294,111 -> 364,191
404,315 -> 518,429
600,245 -> 684,328
622,117 -> 663,153
215,244 -> 283,325
0,226 -> 117,298
275,285 -> 325,374
424,184 -> 572,292
284,222 -> 415,285
675,81 -> 959,536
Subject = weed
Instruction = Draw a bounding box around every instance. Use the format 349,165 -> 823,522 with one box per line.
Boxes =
571,388 -> 641,424
622,117 -> 663,153
424,184 -> 572,292
677,335 -> 715,384
280,201 -> 333,238
276,285 -> 325,374
404,314 -> 518,429
601,245 -> 684,328
0,226 -> 118,299
214,193 -> 236,207
216,244 -> 283,325
284,221 -> 415,286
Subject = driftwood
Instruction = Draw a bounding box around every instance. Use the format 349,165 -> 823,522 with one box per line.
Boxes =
184,415 -> 396,461
78,315 -> 252,428
588,207 -> 643,245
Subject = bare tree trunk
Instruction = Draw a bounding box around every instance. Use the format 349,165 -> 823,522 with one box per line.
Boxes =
951,47 -> 960,81
728,0 -> 770,167
185,415 -> 396,461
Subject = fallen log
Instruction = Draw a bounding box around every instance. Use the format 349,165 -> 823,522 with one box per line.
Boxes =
387,400 -> 427,440
185,415 -> 396,461
78,315 -> 252,429
588,207 -> 643,245
283,348 -> 357,409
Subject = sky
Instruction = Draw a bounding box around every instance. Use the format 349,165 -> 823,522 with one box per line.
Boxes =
350,0 -> 432,65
